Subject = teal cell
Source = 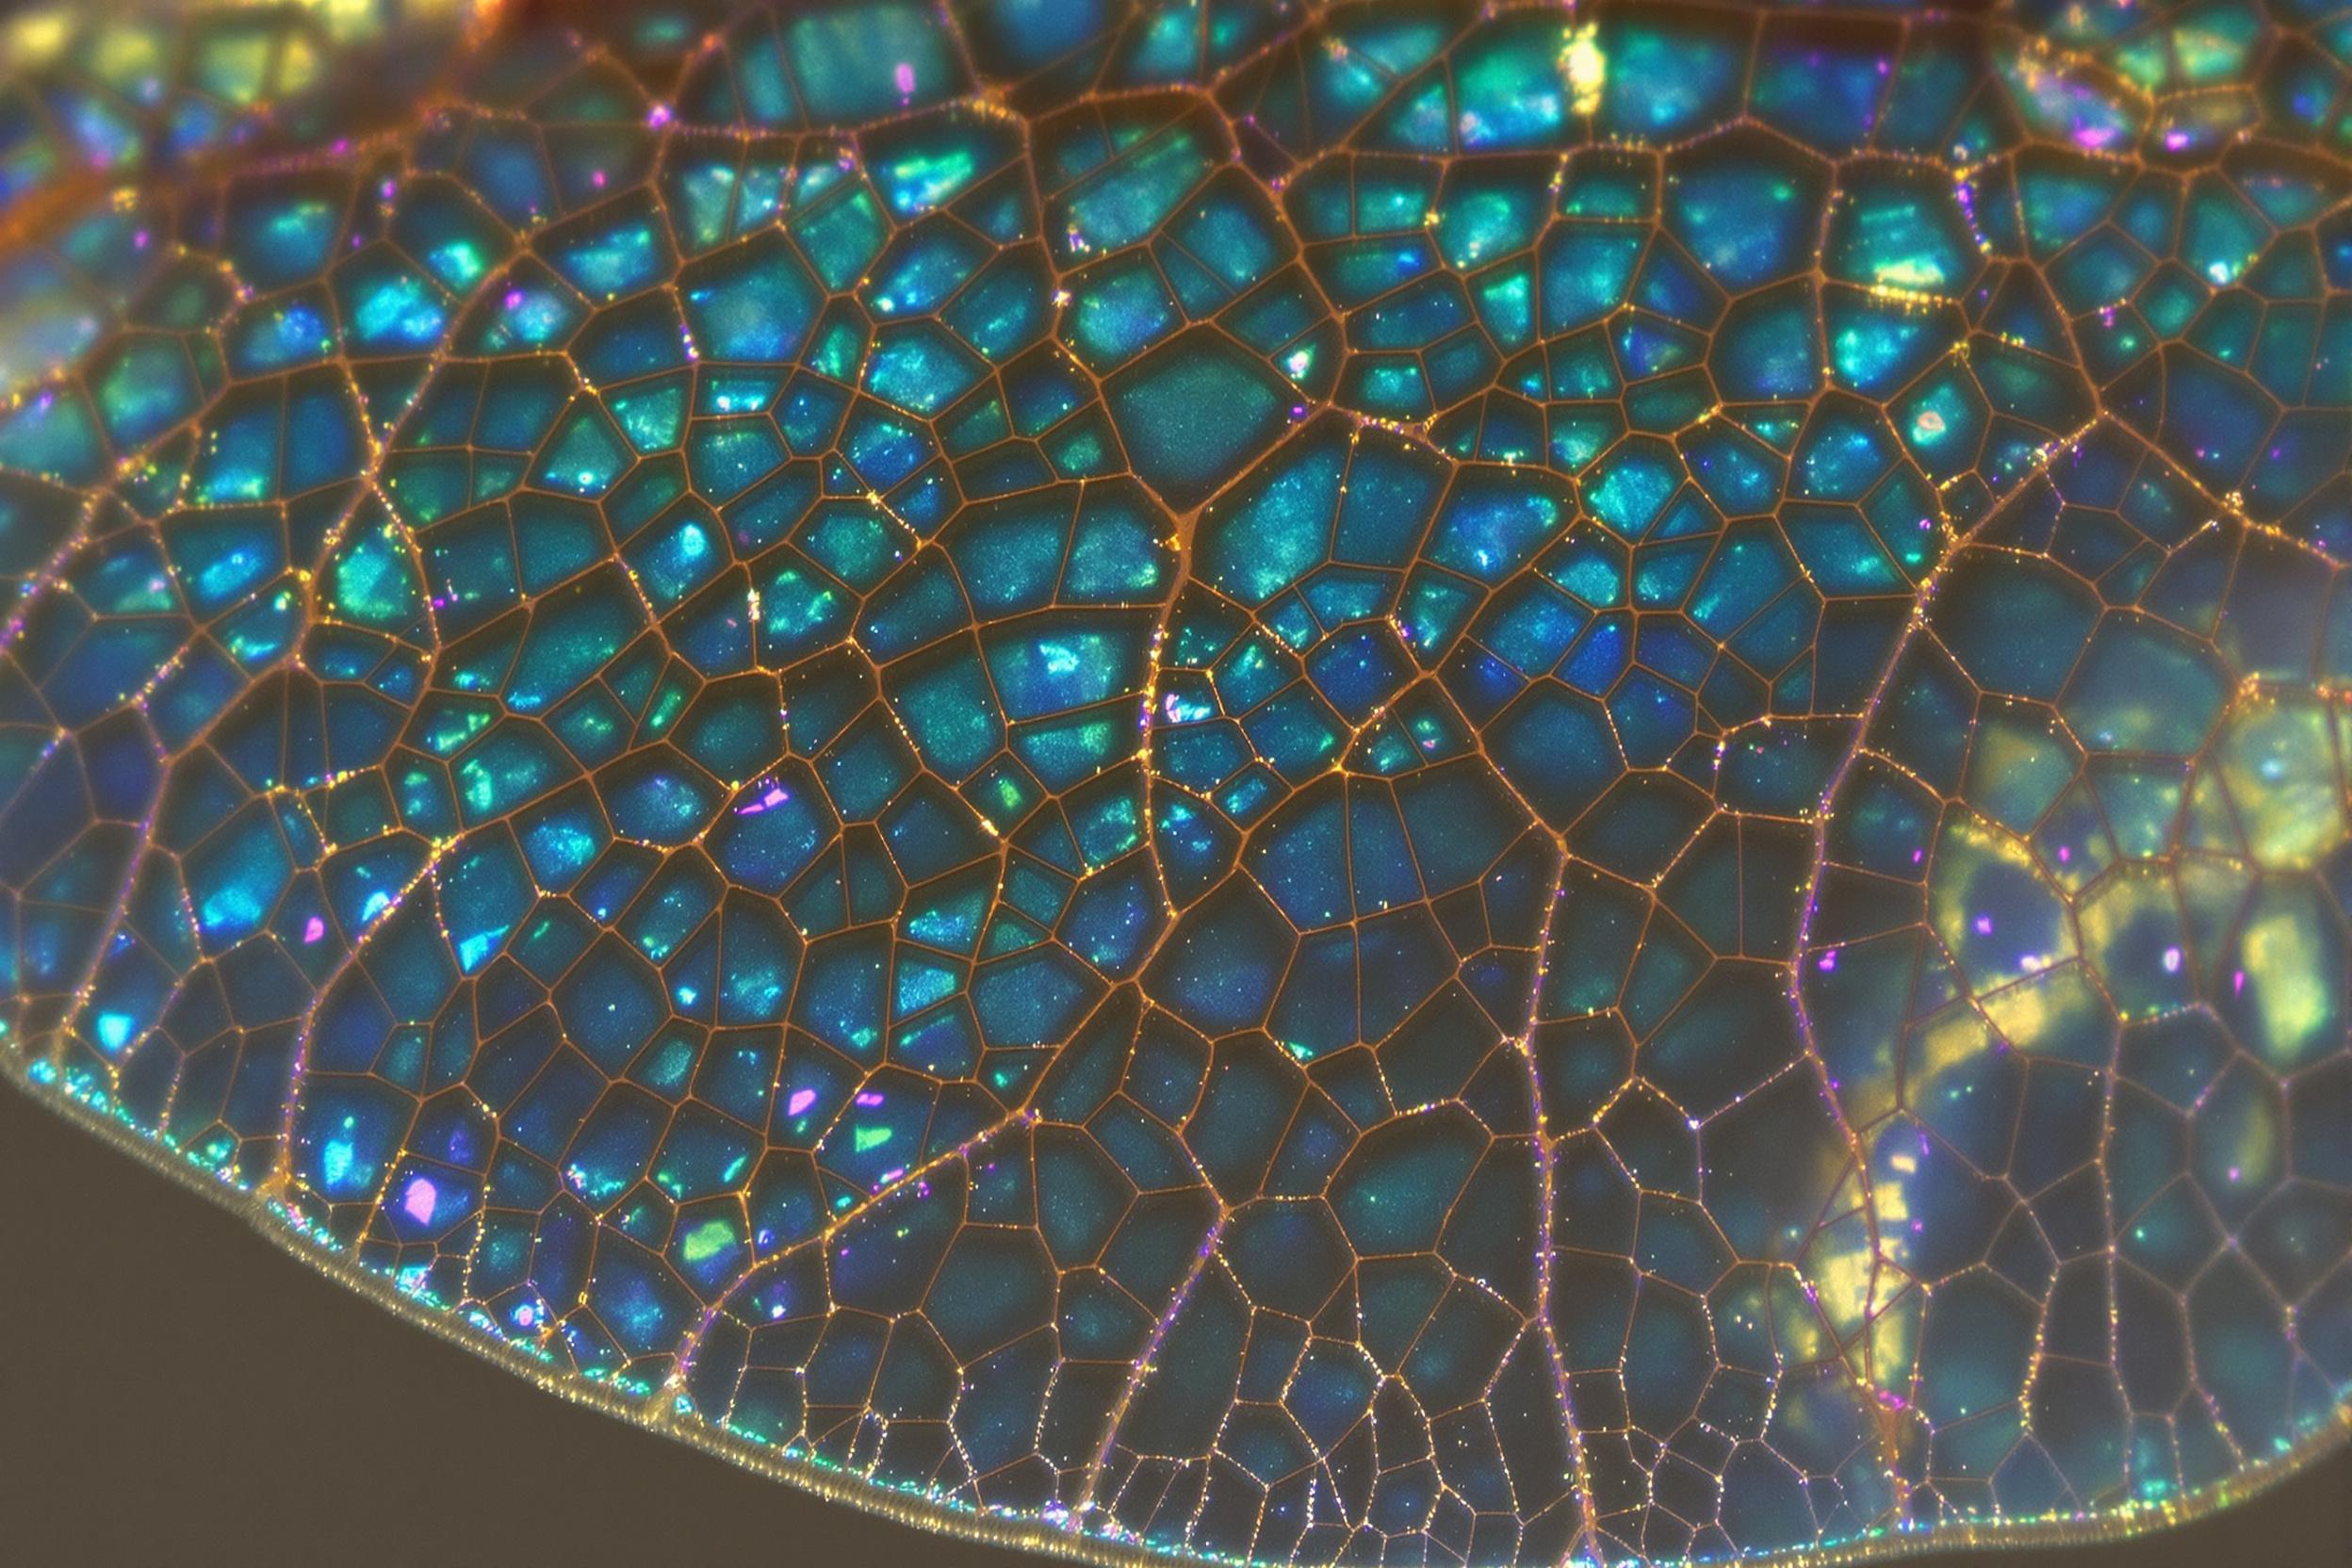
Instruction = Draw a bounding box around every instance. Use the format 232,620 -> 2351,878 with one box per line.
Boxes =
1689,526 -> 1798,640
1060,482 -> 1170,601
1714,282 -> 1824,402
1305,625 -> 1412,722
1827,162 -> 1981,296
323,512 -> 426,632
609,377 -> 687,454
1595,5 -> 1747,139
2152,344 -> 2279,490
865,114 -> 1015,221
574,296 -> 690,386
225,288 -> 338,375
1895,365 -> 1990,480
1144,876 -> 1293,1034
333,250 -> 452,357
1752,15 -> 1897,153
596,745 -> 726,845
1475,574 -> 1588,677
164,506 -> 284,618
1792,397 -> 1900,502
222,176 -> 346,290
781,3 -> 966,123
1578,437 -> 1678,538
1194,422 -> 1346,605
506,571 -> 647,713
531,400 -> 630,498
391,177 -> 509,295
887,639 -> 1004,780
1429,466 -> 1570,580
1063,253 -> 1179,371
437,836 -> 532,975
680,233 -> 821,362
1330,1105 -> 1485,1254
1539,223 -> 1643,333
1486,685 -> 1620,827
685,416 -> 786,502
1918,1271 -> 2040,1428
292,1076 -> 412,1202
621,502 -> 726,610
1429,157 -> 1548,271
1665,130 -> 1828,291
466,260 -> 588,355
939,248 -> 1051,363
548,935 -> 664,1076
2060,612 -> 2229,753
1048,110 -> 1217,265
1102,326 -> 1292,510
1825,288 -> 1959,397
1782,502 -> 1903,596
1934,548 -> 2100,700
980,616 -> 1145,720
90,333 -> 201,448
541,195 -> 675,303
183,799 -> 293,950
1435,14 -> 1569,150
865,321 -> 983,415
453,719 -> 577,825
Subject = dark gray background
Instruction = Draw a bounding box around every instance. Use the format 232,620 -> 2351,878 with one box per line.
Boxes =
2,1082 -> 2344,1566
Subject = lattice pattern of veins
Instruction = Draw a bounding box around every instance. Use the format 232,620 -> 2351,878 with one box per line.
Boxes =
3,0 -> 2351,1562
